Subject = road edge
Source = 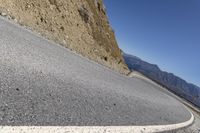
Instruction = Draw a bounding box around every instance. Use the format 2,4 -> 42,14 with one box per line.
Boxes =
0,108 -> 194,133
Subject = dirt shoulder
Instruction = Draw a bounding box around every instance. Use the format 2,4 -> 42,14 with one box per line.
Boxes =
177,110 -> 200,133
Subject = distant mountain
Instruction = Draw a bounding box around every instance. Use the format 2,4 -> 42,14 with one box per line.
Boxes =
123,52 -> 200,108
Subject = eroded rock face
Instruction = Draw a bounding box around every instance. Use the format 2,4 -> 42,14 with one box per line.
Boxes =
0,0 -> 129,74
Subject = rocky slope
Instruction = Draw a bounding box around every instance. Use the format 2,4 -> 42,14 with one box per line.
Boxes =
0,0 -> 129,74
123,53 -> 200,108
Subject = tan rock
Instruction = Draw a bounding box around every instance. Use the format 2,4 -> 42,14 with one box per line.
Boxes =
0,0 -> 130,74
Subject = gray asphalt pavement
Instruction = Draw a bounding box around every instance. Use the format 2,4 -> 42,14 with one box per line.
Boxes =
0,17 -> 191,126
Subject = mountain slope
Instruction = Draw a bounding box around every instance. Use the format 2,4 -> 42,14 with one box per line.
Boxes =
123,53 -> 200,108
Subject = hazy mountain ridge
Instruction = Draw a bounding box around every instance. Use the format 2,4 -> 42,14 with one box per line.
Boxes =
123,53 -> 200,108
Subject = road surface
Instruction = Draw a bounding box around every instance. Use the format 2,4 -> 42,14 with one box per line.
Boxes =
0,17 -> 193,132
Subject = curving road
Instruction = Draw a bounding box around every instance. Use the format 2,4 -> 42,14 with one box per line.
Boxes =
0,17 -> 193,131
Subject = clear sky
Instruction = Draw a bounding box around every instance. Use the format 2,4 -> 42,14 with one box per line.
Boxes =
104,0 -> 200,87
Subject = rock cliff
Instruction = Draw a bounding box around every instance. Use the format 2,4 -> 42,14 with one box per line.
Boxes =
0,0 -> 129,74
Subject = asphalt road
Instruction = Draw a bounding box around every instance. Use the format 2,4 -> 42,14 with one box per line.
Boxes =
0,17 -> 192,126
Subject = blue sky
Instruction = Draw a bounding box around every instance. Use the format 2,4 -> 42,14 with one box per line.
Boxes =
104,0 -> 200,87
